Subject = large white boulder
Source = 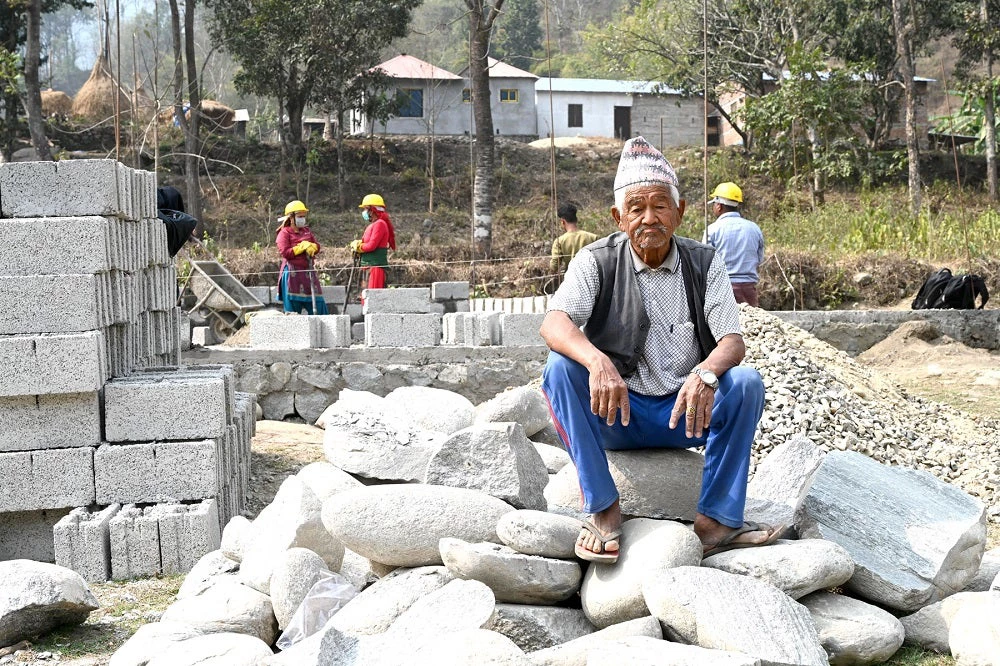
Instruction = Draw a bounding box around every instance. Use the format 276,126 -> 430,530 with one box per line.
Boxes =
642,566 -> 828,666
295,462 -> 364,503
109,622 -> 202,666
439,538 -> 581,604
584,636 -> 759,666
796,451 -> 987,612
475,385 -> 551,437
948,591 -> 1000,666
177,550 -> 240,600
496,509 -> 582,559
424,423 -> 548,510
383,578 -> 497,641
145,633 -> 273,665
323,409 -> 444,483
800,591 -> 905,665
331,566 -> 455,636
702,538 -> 855,600
527,616 -> 663,666
580,519 -> 702,629
321,484 -> 514,567
899,590 -> 995,653
487,604 -> 594,652
0,560 -> 98,648
270,548 -> 329,630
384,386 -> 476,435
160,579 -> 279,646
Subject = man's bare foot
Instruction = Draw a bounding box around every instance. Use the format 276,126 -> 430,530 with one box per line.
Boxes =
694,513 -> 781,554
577,499 -> 622,556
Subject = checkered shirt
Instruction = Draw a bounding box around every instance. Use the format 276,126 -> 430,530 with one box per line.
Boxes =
547,239 -> 742,395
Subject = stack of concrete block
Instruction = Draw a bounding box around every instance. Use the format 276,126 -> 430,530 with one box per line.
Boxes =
470,295 -> 550,314
105,500 -> 221,579
442,312 -> 503,346
362,287 -> 443,347
248,314 -> 352,349
500,313 -> 547,346
0,159 -> 253,582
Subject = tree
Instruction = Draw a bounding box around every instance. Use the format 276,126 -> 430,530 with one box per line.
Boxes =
167,0 -> 202,225
23,0 -> 52,160
465,0 -> 506,257
952,0 -> 999,200
891,0 -> 922,215
495,0 -> 542,72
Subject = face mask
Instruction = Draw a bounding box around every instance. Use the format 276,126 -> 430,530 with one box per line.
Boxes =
294,215 -> 307,228
361,210 -> 370,222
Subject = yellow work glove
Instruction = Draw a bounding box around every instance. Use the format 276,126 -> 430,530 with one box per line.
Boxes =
349,239 -> 363,253
292,240 -> 309,255
305,242 -> 319,257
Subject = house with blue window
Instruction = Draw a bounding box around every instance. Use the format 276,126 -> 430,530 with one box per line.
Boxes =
458,58 -> 538,138
362,54 -> 468,136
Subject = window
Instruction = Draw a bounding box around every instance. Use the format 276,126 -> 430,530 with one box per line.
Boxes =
462,88 -> 471,103
396,88 -> 423,118
499,88 -> 519,103
568,104 -> 583,128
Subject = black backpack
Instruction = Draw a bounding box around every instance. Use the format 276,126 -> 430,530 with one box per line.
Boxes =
911,268 -> 990,310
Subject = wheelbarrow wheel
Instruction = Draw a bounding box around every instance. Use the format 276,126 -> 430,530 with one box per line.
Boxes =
210,312 -> 239,341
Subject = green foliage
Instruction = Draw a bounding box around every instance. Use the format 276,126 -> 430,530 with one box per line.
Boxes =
933,85 -> 1000,153
494,0 -> 542,72
0,46 -> 17,94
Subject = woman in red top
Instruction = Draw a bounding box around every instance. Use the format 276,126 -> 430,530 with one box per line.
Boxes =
350,193 -> 397,296
276,200 -> 328,314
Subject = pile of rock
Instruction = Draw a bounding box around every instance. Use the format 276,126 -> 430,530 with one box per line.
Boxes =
111,379 -> 999,665
0,160 -> 253,583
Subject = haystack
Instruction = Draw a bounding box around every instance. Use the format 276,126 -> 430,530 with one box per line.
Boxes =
41,89 -> 73,118
71,53 -> 133,122
193,100 -> 236,131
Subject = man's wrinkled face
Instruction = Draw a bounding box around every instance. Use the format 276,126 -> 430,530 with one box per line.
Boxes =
612,184 -> 686,252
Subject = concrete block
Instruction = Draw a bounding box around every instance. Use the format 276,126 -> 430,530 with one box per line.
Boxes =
445,299 -> 471,314
191,326 -> 217,347
104,375 -> 228,442
0,447 -> 95,511
501,313 -> 546,346
362,287 -> 433,314
0,159 -> 124,218
95,440 -> 220,504
156,499 -> 221,574
109,505 -> 161,579
249,314 -> 318,349
345,303 -> 364,323
442,313 -> 466,345
0,274 -> 107,334
314,315 -> 351,348
0,508 -> 70,563
0,392 -> 101,452
179,311 -> 192,351
351,322 -> 365,343
0,330 -> 108,397
365,313 -> 441,347
431,281 -> 470,301
322,285 -> 347,304
246,286 -> 272,305
464,312 -> 502,346
53,504 -> 121,582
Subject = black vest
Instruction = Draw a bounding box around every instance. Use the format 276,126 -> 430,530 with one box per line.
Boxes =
584,232 -> 718,378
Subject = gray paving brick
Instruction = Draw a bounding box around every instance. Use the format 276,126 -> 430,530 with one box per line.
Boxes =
53,504 -> 121,582
109,505 -> 161,579
315,315 -> 351,348
365,313 -> 441,347
464,312 -> 502,346
0,392 -> 101,452
322,285 -> 347,304
0,217 -> 114,276
0,330 -> 108,397
362,287 -> 433,314
0,159 -> 124,218
0,447 -> 95,512
250,314 -> 317,349
501,313 -> 546,346
0,274 -> 108,334
0,508 -> 70,563
442,312 -> 466,345
94,439 -> 220,503
103,375 -> 228,441
156,499 -> 221,574
431,281 -> 470,301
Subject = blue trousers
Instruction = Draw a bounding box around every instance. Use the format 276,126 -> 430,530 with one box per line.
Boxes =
541,351 -> 765,529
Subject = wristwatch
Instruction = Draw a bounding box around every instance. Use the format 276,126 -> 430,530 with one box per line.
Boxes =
690,368 -> 719,390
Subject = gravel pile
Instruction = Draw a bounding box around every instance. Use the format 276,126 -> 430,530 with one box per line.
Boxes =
742,307 -> 1000,522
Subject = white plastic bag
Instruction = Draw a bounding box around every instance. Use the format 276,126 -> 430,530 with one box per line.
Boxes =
275,569 -> 358,650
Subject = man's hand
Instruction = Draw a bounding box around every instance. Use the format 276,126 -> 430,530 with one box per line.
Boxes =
588,356 -> 630,426
669,374 -> 716,438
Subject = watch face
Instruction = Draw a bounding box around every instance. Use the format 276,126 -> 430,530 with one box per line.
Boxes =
702,370 -> 718,384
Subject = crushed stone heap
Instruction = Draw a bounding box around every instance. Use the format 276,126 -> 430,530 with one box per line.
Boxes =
0,159 -> 255,581
741,306 -> 999,521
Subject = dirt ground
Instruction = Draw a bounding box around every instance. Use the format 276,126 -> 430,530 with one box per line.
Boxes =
6,328 -> 999,665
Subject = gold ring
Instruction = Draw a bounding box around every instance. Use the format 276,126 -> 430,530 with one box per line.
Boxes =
686,406 -> 697,415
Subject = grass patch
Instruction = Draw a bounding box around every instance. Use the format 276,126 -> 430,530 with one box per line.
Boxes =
886,646 -> 955,665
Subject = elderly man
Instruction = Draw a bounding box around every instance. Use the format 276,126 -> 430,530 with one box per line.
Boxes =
705,182 -> 765,306
539,137 -> 780,564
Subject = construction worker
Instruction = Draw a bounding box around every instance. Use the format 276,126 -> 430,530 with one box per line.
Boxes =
350,194 -> 397,299
705,182 -> 765,307
276,200 -> 328,314
550,202 -> 598,276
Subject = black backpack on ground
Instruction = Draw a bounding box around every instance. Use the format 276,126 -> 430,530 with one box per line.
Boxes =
911,268 -> 990,310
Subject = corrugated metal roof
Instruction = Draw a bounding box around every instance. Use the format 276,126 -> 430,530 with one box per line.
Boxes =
535,77 -> 683,95
373,54 -> 462,81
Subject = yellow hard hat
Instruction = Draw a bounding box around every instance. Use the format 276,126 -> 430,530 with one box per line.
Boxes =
708,182 -> 743,205
359,193 -> 385,208
284,200 -> 309,216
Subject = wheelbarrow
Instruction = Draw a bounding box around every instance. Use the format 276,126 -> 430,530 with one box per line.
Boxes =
177,260 -> 265,340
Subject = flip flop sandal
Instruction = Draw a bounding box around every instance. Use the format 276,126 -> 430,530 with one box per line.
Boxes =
574,521 -> 622,564
702,521 -> 786,559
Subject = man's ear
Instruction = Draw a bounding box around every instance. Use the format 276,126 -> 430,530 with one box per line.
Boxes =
611,206 -> 624,231
677,199 -> 687,219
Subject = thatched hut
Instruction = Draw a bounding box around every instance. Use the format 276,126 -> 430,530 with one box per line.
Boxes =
71,53 -> 134,122
158,99 -> 236,133
41,89 -> 73,118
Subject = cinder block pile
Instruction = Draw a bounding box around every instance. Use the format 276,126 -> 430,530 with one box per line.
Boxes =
0,159 -> 254,582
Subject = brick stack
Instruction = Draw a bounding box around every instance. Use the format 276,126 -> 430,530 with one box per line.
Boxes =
0,159 -> 254,582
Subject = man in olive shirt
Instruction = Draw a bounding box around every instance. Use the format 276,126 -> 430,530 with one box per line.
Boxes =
550,203 -> 598,275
